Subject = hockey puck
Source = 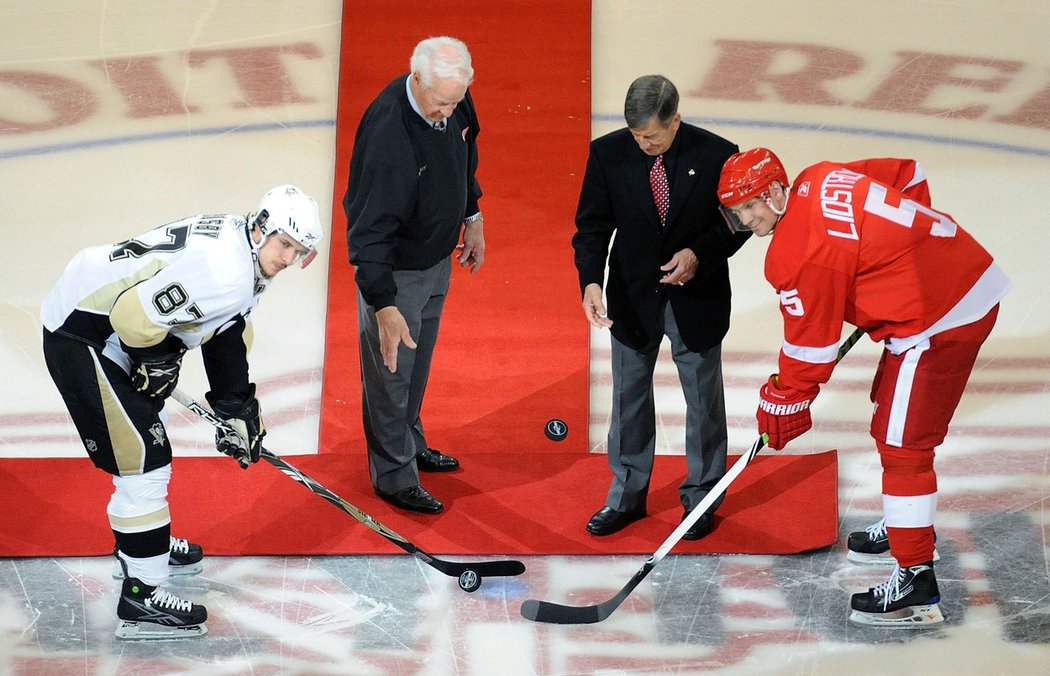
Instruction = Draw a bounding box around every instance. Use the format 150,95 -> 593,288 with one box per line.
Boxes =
544,419 -> 568,442
458,569 -> 481,593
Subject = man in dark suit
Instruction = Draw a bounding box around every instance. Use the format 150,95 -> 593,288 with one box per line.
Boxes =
572,74 -> 750,538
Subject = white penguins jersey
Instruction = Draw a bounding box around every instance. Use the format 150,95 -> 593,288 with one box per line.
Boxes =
41,214 -> 270,367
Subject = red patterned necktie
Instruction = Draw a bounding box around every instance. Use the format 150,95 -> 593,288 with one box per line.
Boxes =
650,154 -> 669,227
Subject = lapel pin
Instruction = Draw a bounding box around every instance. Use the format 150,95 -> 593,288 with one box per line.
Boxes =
688,169 -> 695,176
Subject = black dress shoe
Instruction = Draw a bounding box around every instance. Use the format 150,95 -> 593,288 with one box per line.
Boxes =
377,485 -> 444,514
586,506 -> 646,536
416,448 -> 460,472
681,509 -> 715,541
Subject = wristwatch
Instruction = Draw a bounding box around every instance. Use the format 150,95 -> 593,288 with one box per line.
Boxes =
463,212 -> 483,224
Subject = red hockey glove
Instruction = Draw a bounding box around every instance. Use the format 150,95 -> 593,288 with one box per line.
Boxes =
756,375 -> 817,450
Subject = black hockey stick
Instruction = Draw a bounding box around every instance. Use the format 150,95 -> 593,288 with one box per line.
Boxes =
171,389 -> 525,591
521,327 -> 866,624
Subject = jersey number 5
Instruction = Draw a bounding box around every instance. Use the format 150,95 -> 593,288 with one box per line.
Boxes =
779,288 -> 805,316
864,184 -> 958,237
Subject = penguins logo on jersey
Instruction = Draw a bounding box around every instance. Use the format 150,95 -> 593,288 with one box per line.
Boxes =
148,423 -> 167,446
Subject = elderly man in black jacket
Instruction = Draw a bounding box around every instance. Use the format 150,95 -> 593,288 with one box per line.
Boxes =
344,36 -> 485,515
572,74 -> 750,538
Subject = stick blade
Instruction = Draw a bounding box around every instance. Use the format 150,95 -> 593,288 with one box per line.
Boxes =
425,557 -> 526,578
520,566 -> 646,624
520,599 -> 604,624
468,560 -> 526,577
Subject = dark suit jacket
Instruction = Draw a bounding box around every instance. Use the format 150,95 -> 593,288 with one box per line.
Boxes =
572,123 -> 750,352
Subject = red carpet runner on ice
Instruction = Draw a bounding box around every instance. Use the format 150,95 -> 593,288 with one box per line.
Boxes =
1,0 -> 839,558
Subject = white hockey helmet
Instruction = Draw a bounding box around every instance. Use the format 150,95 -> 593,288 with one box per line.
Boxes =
252,184 -> 324,268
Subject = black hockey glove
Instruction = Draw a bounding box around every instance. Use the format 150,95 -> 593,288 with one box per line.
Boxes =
206,385 -> 266,469
129,349 -> 186,400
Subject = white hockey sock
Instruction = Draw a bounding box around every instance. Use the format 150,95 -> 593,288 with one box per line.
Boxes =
119,551 -> 170,586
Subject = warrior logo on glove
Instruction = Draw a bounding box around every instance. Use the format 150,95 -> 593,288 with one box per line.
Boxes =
756,375 -> 818,450
757,398 -> 812,416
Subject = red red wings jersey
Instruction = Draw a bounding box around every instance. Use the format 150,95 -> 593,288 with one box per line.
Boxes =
765,158 -> 1011,393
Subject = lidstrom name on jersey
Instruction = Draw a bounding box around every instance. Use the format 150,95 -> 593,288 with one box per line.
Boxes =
819,168 -> 864,241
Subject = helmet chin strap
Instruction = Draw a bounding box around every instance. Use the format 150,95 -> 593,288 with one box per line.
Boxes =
253,251 -> 269,281
765,183 -> 789,217
246,218 -> 271,281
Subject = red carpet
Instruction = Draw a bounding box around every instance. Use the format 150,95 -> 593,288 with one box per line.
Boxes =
320,0 -> 592,458
1,0 -> 841,559
0,451 -> 838,557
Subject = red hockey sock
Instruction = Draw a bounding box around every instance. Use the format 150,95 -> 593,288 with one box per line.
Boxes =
886,525 -> 936,567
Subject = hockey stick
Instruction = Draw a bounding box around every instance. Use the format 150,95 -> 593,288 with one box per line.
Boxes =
521,327 -> 866,624
170,389 -> 525,591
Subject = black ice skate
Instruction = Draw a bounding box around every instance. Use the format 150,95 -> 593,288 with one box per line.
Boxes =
115,576 -> 208,639
849,562 -> 944,627
113,536 -> 204,579
846,518 -> 940,565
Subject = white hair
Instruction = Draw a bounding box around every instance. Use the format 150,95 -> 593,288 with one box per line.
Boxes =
410,36 -> 473,88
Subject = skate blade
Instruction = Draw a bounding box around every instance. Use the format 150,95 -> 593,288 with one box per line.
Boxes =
847,548 -> 940,565
112,561 -> 204,579
115,620 -> 207,640
849,603 -> 944,627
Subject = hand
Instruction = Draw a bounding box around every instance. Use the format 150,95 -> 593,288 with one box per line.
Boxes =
659,248 -> 698,286
756,375 -> 818,450
456,219 -> 485,272
129,349 -> 185,399
207,386 -> 266,469
581,283 -> 613,328
376,306 -> 416,373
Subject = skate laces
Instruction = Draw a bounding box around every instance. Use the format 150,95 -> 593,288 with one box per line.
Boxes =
865,518 -> 888,542
873,564 -> 908,610
170,536 -> 191,555
148,587 -> 194,613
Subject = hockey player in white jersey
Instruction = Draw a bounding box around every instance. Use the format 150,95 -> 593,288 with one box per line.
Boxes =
40,185 -> 323,639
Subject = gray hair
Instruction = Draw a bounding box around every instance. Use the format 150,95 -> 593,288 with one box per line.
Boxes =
624,75 -> 679,129
410,36 -> 474,88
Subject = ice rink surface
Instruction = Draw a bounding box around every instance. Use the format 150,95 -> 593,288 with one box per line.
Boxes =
1,1 -> 1048,674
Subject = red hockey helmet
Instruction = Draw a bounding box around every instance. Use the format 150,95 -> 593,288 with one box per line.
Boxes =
718,148 -> 789,208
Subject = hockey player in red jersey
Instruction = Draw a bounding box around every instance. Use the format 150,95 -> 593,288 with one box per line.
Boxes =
41,185 -> 323,639
718,148 -> 1010,627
